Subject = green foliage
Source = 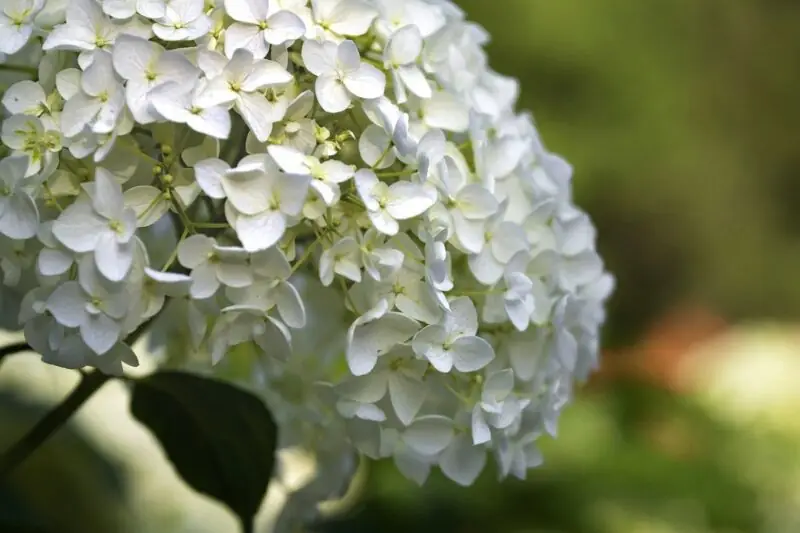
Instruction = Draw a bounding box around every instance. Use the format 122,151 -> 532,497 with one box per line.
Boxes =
130,371 -> 278,532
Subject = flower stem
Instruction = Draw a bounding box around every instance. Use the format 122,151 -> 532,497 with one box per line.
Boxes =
375,169 -> 415,178
0,314 -> 157,478
0,341 -> 32,367
0,370 -> 110,479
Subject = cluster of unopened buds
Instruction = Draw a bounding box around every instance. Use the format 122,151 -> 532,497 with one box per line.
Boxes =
0,0 -> 612,496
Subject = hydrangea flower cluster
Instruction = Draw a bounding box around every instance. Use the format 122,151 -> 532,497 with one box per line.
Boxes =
0,0 -> 612,497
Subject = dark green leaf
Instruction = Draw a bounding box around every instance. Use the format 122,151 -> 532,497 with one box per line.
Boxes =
130,371 -> 277,530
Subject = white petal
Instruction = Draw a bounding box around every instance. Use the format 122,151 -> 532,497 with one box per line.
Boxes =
224,28 -> 265,61
137,0 -> 166,18
148,81 -> 192,123
452,211 -> 485,254
275,173 -> 310,216
388,373 -> 426,426
267,144 -> 309,175
47,281 -> 86,328
193,158 -> 229,199
337,373 -> 388,403
223,0 -> 265,24
456,184 -> 499,220
112,34 -> 160,81
235,210 -> 286,252
320,160 -> 355,184
188,105 -> 232,139
325,0 -> 376,36
367,209 -> 398,236
177,234 -> 214,268
91,167 -> 125,219
301,39 -> 335,76
394,451 -> 431,486
215,261 -> 253,288
358,124 -> 394,169
423,92 -> 469,132
2,81 -> 46,115
468,247 -> 504,285
95,233 -> 134,282
386,182 -> 435,220
451,336 -> 494,373
91,90 -> 125,134
343,63 -> 385,99
81,312 -> 121,355
354,168 -> 379,205
472,405 -> 491,445
411,325 -> 451,372
444,296 -> 479,337
222,166 -> 273,216
347,308 -> 418,376
439,435 -> 486,486
194,76 -> 237,108
397,65 -> 431,99
315,74 -> 350,113
555,328 -> 578,373
52,201 -> 104,253
506,296 -> 532,332
387,25 -> 422,65
61,93 -> 101,138
190,263 -> 220,299
0,193 -> 39,239
483,369 -> 515,404
242,59 -> 293,91
38,248 -> 73,277
124,186 -> 168,227
236,92 -> 275,143
403,415 -> 453,455
42,25 -> 95,52
274,280 -> 306,328
145,268 -> 192,296
0,19 -> 32,55
263,10 -> 305,44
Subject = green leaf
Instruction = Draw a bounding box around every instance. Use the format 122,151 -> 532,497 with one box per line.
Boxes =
130,371 -> 277,531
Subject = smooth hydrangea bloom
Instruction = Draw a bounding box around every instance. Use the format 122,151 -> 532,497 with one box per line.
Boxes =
0,0 -> 613,528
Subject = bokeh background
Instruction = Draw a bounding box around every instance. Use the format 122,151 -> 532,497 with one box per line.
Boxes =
3,1 -> 800,532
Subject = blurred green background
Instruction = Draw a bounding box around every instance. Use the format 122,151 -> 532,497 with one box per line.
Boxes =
4,1 -> 800,532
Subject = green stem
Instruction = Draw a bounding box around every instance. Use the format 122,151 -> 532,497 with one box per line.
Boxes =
289,236 -> 321,275
240,517 -> 254,533
375,169 -> 415,178
168,188 -> 196,234
0,370 -> 110,479
192,222 -> 229,229
0,342 -> 32,368
162,227 -> 189,271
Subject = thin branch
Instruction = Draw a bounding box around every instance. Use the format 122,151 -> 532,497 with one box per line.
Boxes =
0,370 -> 110,479
0,342 -> 32,367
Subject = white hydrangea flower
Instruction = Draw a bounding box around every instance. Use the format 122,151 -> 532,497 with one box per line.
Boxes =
152,0 -> 211,42
196,48 -> 293,141
1,0 -> 613,516
412,296 -> 494,374
301,39 -> 384,113
223,0 -> 306,59
52,167 -> 138,282
0,0 -> 45,55
46,255 -> 130,354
